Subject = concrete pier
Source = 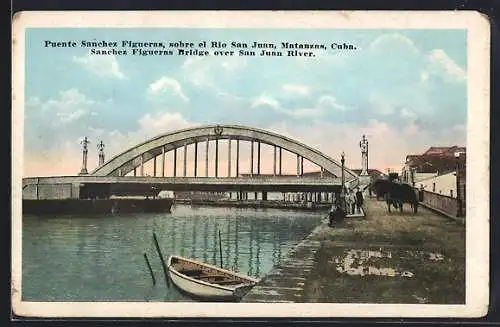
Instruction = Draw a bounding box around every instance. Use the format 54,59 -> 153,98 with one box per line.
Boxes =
243,237 -> 322,303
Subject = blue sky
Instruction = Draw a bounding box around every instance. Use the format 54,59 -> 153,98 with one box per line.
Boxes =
23,28 -> 467,176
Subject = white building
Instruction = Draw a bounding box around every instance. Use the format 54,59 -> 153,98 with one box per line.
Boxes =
416,171 -> 457,198
414,172 -> 438,183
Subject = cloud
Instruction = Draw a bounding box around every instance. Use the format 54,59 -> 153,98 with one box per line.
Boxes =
426,49 -> 466,82
400,107 -> 417,120
31,88 -> 98,124
138,112 -> 194,134
370,33 -> 419,54
251,94 -> 280,109
251,93 -> 348,119
103,111 -> 199,159
73,51 -> 125,79
181,56 -> 246,87
282,84 -> 311,96
317,95 -> 348,111
148,76 -> 189,102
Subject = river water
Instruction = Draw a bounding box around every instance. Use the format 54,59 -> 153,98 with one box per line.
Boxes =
22,204 -> 323,302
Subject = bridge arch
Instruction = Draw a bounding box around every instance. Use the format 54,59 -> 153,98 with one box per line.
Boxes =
90,124 -> 358,181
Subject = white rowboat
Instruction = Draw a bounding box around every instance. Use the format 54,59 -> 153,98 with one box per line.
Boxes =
167,255 -> 259,301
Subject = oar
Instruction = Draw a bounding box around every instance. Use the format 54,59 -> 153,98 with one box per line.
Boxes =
153,232 -> 170,288
218,229 -> 223,269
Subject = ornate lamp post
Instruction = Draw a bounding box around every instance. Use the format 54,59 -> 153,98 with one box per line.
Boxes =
97,140 -> 105,167
79,136 -> 90,175
359,135 -> 369,176
455,152 -> 462,217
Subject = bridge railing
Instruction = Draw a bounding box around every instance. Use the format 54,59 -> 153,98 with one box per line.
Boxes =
414,188 -> 465,222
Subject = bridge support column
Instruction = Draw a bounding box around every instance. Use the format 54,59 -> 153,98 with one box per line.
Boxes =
250,141 -> 254,177
236,139 -> 240,177
320,167 -> 324,178
205,137 -> 209,177
273,146 -> 277,176
301,157 -> 304,176
254,192 -> 258,200
134,167 -> 136,176
140,154 -> 144,176
183,142 -> 187,177
215,139 -> 219,178
161,146 -> 165,177
279,147 -> 282,175
296,154 -> 300,177
262,192 -> 267,201
173,148 -> 177,177
118,168 -> 122,177
257,141 -> 261,175
153,156 -> 157,177
227,138 -> 232,177
194,141 -> 198,177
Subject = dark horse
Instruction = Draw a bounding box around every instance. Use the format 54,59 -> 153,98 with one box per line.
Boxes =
385,182 -> 419,214
371,179 -> 391,200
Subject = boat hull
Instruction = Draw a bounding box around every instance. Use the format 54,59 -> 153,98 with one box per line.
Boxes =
167,255 -> 258,302
168,269 -> 237,301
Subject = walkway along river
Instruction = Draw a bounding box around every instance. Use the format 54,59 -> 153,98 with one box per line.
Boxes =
22,204 -> 323,302
243,198 -> 465,304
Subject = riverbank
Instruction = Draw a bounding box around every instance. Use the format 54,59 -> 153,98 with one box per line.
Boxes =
175,199 -> 332,212
22,198 -> 174,215
243,198 -> 465,304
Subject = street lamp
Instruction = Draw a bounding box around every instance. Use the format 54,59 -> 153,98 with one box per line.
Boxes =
455,152 -> 462,217
341,151 -> 346,211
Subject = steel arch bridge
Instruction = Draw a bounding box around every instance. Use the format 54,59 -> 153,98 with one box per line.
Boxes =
90,124 -> 358,181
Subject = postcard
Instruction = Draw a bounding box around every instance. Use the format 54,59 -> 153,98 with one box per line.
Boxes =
12,10 -> 490,318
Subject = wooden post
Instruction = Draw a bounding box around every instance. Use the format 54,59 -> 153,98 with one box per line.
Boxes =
218,229 -> 223,269
153,232 -> 170,288
143,253 -> 156,286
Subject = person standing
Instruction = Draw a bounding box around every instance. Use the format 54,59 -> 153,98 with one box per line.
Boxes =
355,188 -> 364,213
346,191 -> 355,215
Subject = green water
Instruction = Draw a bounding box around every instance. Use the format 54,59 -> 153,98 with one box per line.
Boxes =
22,204 -> 323,302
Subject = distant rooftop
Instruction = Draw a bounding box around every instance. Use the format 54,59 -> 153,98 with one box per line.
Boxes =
405,146 -> 466,174
407,146 -> 466,160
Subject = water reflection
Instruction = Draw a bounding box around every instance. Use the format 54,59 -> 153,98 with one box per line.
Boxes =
22,205 -> 322,302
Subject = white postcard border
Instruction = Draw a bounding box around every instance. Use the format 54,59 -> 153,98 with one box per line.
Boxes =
11,10 -> 491,318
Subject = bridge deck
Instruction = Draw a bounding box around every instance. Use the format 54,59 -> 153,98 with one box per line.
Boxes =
242,197 -> 465,304
22,176 -> 359,197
